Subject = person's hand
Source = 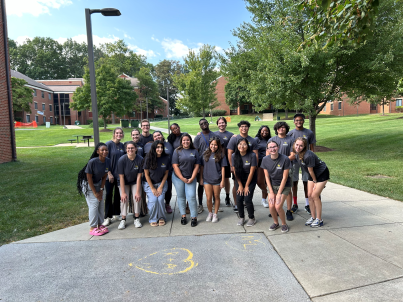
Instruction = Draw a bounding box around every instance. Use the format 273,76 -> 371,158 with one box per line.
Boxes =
244,185 -> 250,196
121,192 -> 128,203
313,183 -> 317,191
108,174 -> 114,183
134,192 -> 141,202
188,177 -> 195,183
237,185 -> 244,196
152,188 -> 160,197
95,191 -> 103,201
276,194 -> 282,205
197,132 -> 201,136
268,192 -> 276,205
220,181 -> 225,189
157,186 -> 163,196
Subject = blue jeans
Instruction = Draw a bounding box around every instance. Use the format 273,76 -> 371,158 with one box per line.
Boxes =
143,181 -> 168,223
172,173 -> 198,218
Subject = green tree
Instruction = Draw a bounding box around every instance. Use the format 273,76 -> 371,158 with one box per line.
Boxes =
154,59 -> 183,115
11,77 -> 33,116
136,67 -> 164,118
11,37 -> 67,79
9,38 -> 18,71
62,38 -> 88,78
173,44 -> 220,118
221,0 -> 403,136
224,80 -> 250,109
71,64 -> 138,129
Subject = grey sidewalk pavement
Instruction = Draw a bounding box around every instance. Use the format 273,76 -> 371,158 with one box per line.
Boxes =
3,181 -> 403,301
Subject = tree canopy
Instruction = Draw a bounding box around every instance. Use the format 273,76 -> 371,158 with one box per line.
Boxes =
11,77 -> 33,114
136,67 -> 165,117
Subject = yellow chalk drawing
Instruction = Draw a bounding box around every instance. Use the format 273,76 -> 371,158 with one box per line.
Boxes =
134,248 -> 197,275
225,234 -> 267,251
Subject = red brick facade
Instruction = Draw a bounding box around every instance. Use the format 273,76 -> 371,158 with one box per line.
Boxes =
214,76 -> 231,115
0,1 -> 16,163
14,88 -> 54,125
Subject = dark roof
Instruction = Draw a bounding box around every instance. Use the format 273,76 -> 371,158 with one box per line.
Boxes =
11,70 -> 53,92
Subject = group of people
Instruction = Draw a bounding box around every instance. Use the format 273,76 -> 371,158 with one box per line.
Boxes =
77,114 -> 330,236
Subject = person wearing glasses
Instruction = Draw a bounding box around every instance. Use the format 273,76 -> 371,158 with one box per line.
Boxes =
261,141 -> 292,233
139,119 -> 154,146
193,118 -> 224,214
125,128 -> 144,158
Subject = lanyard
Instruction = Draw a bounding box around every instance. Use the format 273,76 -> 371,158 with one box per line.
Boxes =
201,132 -> 211,149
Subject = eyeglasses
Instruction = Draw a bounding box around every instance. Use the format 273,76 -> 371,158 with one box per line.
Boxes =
199,121 -> 208,125
126,147 -> 136,150
267,146 -> 278,149
142,125 -> 150,127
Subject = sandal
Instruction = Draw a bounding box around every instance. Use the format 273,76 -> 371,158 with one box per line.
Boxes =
150,222 -> 158,227
98,225 -> 109,233
158,219 -> 166,226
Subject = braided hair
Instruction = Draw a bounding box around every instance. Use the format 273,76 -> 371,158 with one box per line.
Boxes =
77,142 -> 107,197
144,140 -> 166,170
233,138 -> 251,179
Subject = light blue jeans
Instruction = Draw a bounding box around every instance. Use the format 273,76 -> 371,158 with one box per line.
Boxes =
143,181 -> 168,223
172,173 -> 198,218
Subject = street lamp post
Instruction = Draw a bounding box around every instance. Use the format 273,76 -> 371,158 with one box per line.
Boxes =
166,83 -> 170,134
85,8 -> 121,145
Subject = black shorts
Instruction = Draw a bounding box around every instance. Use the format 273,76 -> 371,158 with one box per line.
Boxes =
308,167 -> 330,183
224,165 -> 231,178
258,158 -> 263,168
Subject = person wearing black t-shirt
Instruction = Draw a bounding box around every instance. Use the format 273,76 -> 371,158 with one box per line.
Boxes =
139,119 -> 154,146
167,123 -> 188,150
254,125 -> 271,207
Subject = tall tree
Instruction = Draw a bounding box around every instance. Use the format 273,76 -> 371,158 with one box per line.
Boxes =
11,77 -> 33,115
11,37 -> 67,79
224,80 -> 250,109
221,0 -> 403,136
154,59 -> 183,115
136,67 -> 164,117
173,44 -> 220,118
71,64 -> 138,129
62,38 -> 88,78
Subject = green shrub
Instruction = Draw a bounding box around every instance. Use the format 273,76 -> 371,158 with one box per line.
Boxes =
89,119 -> 107,128
211,109 -> 228,117
14,117 -> 22,122
86,119 -> 92,125
155,114 -> 163,118
396,106 -> 403,113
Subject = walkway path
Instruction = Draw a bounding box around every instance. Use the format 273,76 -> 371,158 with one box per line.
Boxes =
1,181 -> 403,301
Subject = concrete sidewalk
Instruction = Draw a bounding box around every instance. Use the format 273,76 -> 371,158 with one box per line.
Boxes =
3,181 -> 403,301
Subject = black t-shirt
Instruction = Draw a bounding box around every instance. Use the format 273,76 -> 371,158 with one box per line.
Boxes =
201,152 -> 228,184
297,150 -> 327,177
106,140 -> 125,178
254,137 -> 269,159
194,131 -> 224,155
231,151 -> 257,178
269,136 -> 295,157
172,148 -> 201,179
143,154 -> 171,184
144,141 -> 173,158
260,153 -> 292,187
117,154 -> 144,186
288,128 -> 316,146
85,157 -> 111,184
124,141 -> 144,158
139,134 -> 153,146
172,133 -> 188,150
213,130 -> 234,149
227,134 -> 258,152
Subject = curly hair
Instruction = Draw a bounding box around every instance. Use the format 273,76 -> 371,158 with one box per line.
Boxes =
77,142 -> 107,197
145,140 -> 166,170
203,137 -> 224,162
167,123 -> 180,145
273,122 -> 290,135
233,138 -> 251,178
176,133 -> 195,152
255,125 -> 271,140
293,137 -> 308,161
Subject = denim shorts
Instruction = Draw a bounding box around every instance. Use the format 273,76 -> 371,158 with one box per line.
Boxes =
203,182 -> 220,186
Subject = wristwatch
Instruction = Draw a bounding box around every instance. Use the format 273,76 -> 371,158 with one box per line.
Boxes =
100,188 -> 104,191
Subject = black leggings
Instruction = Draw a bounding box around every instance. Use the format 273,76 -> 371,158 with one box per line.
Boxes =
235,177 -> 257,219
105,179 -> 121,218
165,173 -> 172,205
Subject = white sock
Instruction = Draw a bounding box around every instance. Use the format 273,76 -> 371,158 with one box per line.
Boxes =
305,198 -> 309,206
262,198 -> 267,203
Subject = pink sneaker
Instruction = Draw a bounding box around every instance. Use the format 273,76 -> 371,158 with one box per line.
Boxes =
98,225 -> 109,233
89,227 -> 106,236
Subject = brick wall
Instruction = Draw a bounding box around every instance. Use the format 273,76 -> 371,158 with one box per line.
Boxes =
25,89 -> 54,125
0,1 -> 16,163
214,76 -> 231,115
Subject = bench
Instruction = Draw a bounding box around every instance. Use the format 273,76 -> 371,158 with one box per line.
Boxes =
67,139 -> 76,144
81,135 -> 93,147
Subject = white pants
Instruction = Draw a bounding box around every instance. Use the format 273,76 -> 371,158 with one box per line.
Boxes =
118,184 -> 142,216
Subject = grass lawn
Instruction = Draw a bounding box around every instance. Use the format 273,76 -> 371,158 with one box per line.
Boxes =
4,113 -> 401,246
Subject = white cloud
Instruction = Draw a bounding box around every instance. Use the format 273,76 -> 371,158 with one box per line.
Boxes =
15,36 -> 33,45
151,36 -> 160,43
124,33 -> 133,40
6,0 -> 72,17
128,44 -> 157,58
161,38 -> 190,59
56,35 -> 119,46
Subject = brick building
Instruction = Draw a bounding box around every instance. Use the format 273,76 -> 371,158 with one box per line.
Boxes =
0,1 -> 16,163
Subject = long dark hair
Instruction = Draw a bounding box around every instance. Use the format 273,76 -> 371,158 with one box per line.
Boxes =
203,137 -> 224,162
145,140 -> 166,170
77,142 -> 107,197
176,133 -> 195,152
234,138 -> 251,178
255,125 -> 271,141
273,121 -> 290,135
167,123 -> 180,145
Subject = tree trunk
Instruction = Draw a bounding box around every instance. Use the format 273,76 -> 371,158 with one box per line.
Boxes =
309,114 -> 317,147
202,108 -> 206,118
112,113 -> 115,124
356,106 -> 358,117
104,117 -> 107,130
285,109 -> 288,119
382,98 -> 385,115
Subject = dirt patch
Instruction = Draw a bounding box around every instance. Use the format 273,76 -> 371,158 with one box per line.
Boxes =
397,116 -> 403,119
315,146 -> 334,152
100,129 -> 112,132
366,174 -> 392,179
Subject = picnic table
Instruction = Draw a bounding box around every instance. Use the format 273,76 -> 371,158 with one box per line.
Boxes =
81,135 -> 93,147
72,135 -> 80,143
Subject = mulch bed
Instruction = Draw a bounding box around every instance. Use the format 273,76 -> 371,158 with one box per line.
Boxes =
315,146 -> 334,152
100,129 -> 112,132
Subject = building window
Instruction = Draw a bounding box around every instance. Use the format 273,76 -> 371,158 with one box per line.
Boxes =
49,104 -> 52,111
41,91 -> 44,98
396,99 -> 402,106
35,116 -> 39,123
330,103 -> 334,111
26,115 -> 30,122
33,89 -> 37,97
48,93 -> 51,100
50,117 -> 53,124
43,116 -> 46,123
42,103 -> 45,110
34,102 -> 38,109
338,102 -> 342,110
370,103 -> 377,110
323,105 -> 326,112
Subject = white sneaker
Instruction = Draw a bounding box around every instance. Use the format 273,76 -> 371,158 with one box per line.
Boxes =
118,220 -> 126,230
102,218 -> 111,226
206,212 -> 213,222
134,218 -> 142,228
261,199 -> 269,208
212,214 -> 219,223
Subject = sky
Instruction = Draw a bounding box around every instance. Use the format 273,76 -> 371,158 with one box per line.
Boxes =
6,0 -> 252,65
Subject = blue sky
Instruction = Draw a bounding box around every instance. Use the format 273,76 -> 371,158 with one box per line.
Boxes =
6,0 -> 252,65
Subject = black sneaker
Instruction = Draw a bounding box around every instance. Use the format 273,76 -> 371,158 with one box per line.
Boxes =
304,205 -> 311,214
181,217 -> 187,225
291,204 -> 298,213
233,205 -> 238,213
191,218 -> 198,227
268,212 -> 279,217
225,197 -> 231,206
286,210 -> 294,221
